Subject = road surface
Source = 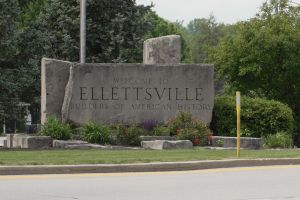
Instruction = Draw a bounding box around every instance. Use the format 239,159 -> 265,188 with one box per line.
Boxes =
1,165 -> 300,200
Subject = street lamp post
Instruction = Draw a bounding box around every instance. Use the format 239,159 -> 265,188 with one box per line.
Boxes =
80,0 -> 87,63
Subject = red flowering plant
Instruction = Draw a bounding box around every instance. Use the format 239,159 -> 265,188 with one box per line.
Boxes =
176,128 -> 201,146
168,112 -> 194,136
168,112 -> 211,146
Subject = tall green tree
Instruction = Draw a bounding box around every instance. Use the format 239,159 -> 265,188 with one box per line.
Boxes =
212,0 -> 300,140
13,0 -> 153,122
20,0 -> 152,63
187,15 -> 226,63
0,0 -> 21,123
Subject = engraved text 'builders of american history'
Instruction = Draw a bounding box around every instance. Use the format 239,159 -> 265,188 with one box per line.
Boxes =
61,63 -> 214,126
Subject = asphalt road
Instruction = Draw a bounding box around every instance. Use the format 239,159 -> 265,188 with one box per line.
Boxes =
1,165 -> 300,200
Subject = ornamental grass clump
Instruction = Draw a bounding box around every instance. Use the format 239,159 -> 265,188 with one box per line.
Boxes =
82,122 -> 110,144
40,116 -> 71,140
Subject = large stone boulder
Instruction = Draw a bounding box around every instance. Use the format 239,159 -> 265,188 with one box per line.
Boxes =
53,140 -> 88,148
143,35 -> 181,64
7,134 -> 52,149
25,136 -> 52,149
0,137 -> 7,148
140,136 -> 176,141
141,140 -> 193,150
6,134 -> 13,148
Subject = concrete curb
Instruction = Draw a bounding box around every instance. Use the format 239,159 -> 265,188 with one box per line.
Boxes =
1,158 -> 300,175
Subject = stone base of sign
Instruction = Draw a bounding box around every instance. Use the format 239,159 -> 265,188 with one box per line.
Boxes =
7,134 -> 52,149
140,136 -> 176,141
0,137 -> 7,148
25,136 -> 52,149
12,134 -> 26,148
65,144 -> 141,150
53,140 -> 141,150
6,134 -> 13,148
52,140 -> 88,148
211,136 -> 262,149
141,140 -> 193,150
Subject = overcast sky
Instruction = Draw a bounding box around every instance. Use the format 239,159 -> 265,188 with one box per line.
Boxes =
135,0 -> 268,25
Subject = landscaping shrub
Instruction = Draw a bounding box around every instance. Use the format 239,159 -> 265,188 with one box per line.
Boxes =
168,112 -> 194,136
40,116 -> 71,140
70,127 -> 84,140
152,125 -> 170,136
169,112 -> 211,146
115,124 -> 145,146
211,96 -> 295,138
263,132 -> 294,149
82,122 -> 110,144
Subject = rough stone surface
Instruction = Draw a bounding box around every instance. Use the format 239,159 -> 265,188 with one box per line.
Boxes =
12,134 -> 27,148
141,140 -> 193,150
25,136 -> 52,149
211,136 -> 262,149
65,143 -> 141,150
6,134 -> 13,148
53,140 -> 88,148
0,137 -> 7,147
41,58 -> 72,124
64,143 -> 105,149
140,136 -> 176,141
62,63 -> 214,126
9,134 -> 52,149
52,140 -> 141,150
143,35 -> 181,64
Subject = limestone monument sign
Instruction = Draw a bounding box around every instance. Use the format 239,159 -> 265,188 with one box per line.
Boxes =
61,63 -> 214,126
41,35 -> 214,126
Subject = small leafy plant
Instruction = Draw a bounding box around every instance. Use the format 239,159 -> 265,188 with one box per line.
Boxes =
263,132 -> 293,149
168,112 -> 194,136
152,125 -> 170,136
82,122 -> 110,144
216,138 -> 224,147
40,116 -> 71,140
115,124 -> 145,146
169,112 -> 211,146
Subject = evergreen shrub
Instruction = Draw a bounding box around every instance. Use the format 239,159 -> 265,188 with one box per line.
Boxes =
211,96 -> 295,138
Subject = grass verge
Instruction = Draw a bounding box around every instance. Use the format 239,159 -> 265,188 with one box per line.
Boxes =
0,148 -> 299,166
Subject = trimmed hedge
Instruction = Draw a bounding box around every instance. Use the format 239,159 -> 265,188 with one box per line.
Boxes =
211,96 -> 295,138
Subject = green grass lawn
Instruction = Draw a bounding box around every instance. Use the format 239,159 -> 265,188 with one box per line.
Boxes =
0,148 -> 300,165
